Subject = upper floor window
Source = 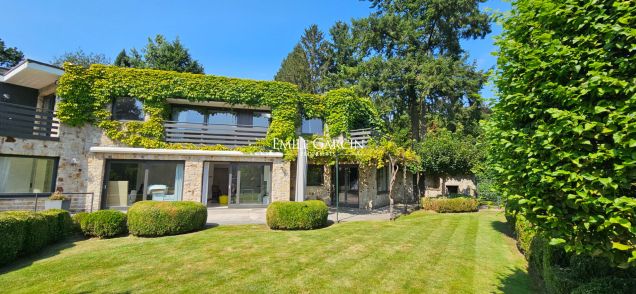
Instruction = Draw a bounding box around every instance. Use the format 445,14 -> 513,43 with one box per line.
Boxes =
302,118 -> 323,135
112,97 -> 144,121
172,107 -> 205,124
207,110 -> 236,125
252,112 -> 271,128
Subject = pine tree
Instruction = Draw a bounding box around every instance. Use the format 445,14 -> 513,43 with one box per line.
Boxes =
143,35 -> 204,74
274,44 -> 312,93
300,25 -> 329,94
113,49 -> 131,67
0,38 -> 24,68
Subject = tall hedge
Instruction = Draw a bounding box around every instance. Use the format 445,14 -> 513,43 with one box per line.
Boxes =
0,214 -> 25,265
127,201 -> 207,237
266,200 -> 329,230
489,0 -> 636,266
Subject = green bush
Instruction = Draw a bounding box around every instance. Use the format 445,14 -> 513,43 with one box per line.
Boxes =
72,212 -> 89,233
80,210 -> 127,238
127,201 -> 207,237
571,277 -> 636,294
40,209 -> 72,242
421,197 -> 479,213
0,213 -> 25,266
267,200 -> 328,230
4,211 -> 49,254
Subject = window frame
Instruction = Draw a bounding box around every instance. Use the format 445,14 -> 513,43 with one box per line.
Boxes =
306,164 -> 325,186
301,117 -> 324,136
0,154 -> 58,197
111,97 -> 145,121
376,165 -> 389,194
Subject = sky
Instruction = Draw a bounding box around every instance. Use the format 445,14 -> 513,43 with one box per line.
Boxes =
0,0 -> 510,99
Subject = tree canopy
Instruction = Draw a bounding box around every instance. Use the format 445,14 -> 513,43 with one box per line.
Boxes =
488,0 -> 636,267
0,38 -> 24,68
274,44 -> 312,93
52,49 -> 110,67
113,35 -> 204,74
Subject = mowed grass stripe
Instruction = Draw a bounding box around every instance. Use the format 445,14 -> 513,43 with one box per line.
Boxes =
0,212 -> 530,293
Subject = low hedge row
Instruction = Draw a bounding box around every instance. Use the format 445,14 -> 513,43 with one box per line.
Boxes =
74,210 -> 128,238
127,201 -> 207,237
509,213 -> 636,293
421,197 -> 479,213
0,209 -> 72,266
266,200 -> 328,230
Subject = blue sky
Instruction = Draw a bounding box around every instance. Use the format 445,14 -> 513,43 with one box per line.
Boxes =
1,0 -> 509,99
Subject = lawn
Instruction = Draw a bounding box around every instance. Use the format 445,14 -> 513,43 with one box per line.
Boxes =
0,211 -> 531,293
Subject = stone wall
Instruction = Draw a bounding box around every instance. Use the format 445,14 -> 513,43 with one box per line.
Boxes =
424,175 -> 476,197
359,165 -> 414,210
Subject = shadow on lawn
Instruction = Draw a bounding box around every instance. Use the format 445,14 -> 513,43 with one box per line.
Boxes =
0,235 -> 81,275
491,220 -> 515,238
498,267 -> 535,294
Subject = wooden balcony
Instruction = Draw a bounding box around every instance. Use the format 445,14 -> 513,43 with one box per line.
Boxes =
0,102 -> 59,140
164,121 -> 268,147
349,128 -> 373,147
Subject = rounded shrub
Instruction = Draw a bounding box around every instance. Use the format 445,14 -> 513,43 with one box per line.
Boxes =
127,201 -> 208,237
266,200 -> 328,230
81,210 -> 128,238
421,197 -> 479,213
40,209 -> 73,242
0,213 -> 25,265
4,211 -> 49,254
72,212 -> 89,233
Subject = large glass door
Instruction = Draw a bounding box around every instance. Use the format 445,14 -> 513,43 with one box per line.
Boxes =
332,165 -> 359,208
229,163 -> 271,206
103,160 -> 184,209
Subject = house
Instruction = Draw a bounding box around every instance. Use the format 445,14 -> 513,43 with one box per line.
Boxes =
0,61 -> 416,213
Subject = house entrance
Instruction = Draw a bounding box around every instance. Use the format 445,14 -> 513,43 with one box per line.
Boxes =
331,164 -> 359,208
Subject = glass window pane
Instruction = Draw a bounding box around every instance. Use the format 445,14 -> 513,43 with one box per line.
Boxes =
207,110 -> 236,125
0,156 -> 56,193
376,166 -> 388,192
106,162 -> 143,207
172,107 -> 205,124
307,165 -> 324,186
113,97 -> 144,121
253,112 -> 271,128
230,163 -> 271,205
146,162 -> 184,202
302,118 -> 323,135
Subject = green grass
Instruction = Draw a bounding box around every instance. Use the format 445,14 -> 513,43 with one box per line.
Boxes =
0,211 -> 531,293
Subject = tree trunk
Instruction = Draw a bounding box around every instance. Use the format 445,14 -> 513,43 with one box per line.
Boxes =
387,155 -> 399,220
408,86 -> 420,142
419,96 -> 427,140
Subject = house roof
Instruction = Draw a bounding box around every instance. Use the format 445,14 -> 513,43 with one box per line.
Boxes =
1,59 -> 64,89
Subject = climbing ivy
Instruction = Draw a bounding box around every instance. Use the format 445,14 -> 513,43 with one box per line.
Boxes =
55,63 -> 417,167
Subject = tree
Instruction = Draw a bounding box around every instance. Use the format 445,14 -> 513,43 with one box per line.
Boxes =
113,49 -> 131,67
274,44 -> 312,93
418,130 -> 481,195
52,49 -> 110,67
0,38 -> 24,68
142,35 -> 204,74
113,49 -> 145,68
300,24 -> 330,94
344,0 -> 491,142
488,0 -> 636,267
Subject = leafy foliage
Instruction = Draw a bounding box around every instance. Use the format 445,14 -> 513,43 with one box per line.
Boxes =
112,35 -> 203,73
489,0 -> 636,267
52,48 -> 110,67
417,130 -> 482,177
266,200 -> 329,230
274,44 -> 312,93
78,210 -> 128,238
0,38 -> 24,68
127,201 -> 207,237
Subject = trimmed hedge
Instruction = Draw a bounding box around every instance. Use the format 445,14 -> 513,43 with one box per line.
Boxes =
127,201 -> 207,237
266,200 -> 328,230
421,197 -> 479,213
72,212 -> 89,232
0,209 -> 73,266
509,213 -> 636,293
0,213 -> 25,265
40,209 -> 73,242
79,210 -> 128,238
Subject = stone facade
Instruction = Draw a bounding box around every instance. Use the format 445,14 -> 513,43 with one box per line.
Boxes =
424,175 -> 476,197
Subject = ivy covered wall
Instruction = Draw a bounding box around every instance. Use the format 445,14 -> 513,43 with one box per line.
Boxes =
56,64 -> 380,151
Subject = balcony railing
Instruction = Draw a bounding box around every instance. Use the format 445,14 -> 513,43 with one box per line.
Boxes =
349,128 -> 373,147
0,102 -> 59,140
164,121 -> 268,147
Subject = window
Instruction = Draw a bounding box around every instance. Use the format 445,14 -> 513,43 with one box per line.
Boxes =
207,110 -> 236,125
376,166 -> 389,193
104,160 -> 184,208
0,155 -> 57,194
171,107 -> 205,124
302,118 -> 324,135
307,165 -> 324,186
112,97 -> 144,121
446,185 -> 459,195
253,112 -> 271,128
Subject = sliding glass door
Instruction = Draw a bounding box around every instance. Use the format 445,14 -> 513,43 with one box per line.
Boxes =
228,163 -> 271,206
103,160 -> 184,209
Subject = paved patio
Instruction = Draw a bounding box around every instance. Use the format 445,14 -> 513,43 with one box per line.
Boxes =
205,206 -> 414,225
